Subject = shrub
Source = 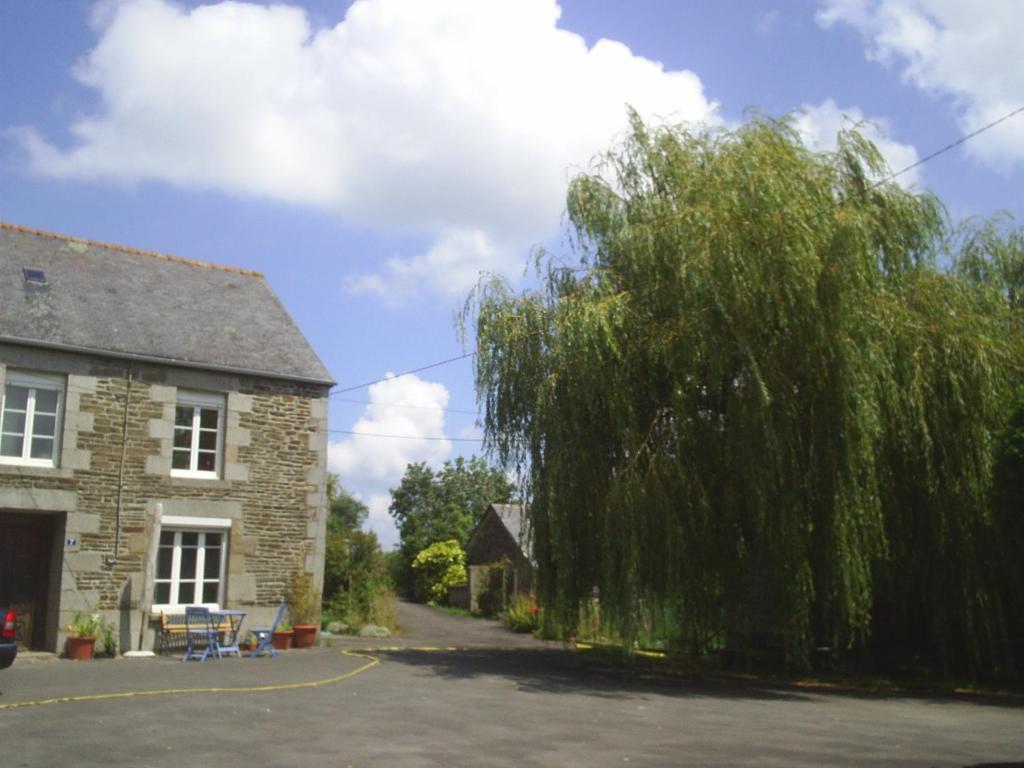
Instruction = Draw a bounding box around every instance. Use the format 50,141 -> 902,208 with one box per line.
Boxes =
476,558 -> 511,617
411,540 -> 466,604
325,530 -> 387,608
288,571 -> 321,626
364,589 -> 398,631
504,594 -> 540,633
323,586 -> 399,633
322,525 -> 395,632
98,619 -> 118,656
477,585 -> 503,618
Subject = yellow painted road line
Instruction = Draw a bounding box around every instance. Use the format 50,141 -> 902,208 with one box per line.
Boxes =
0,649 -> 379,712
361,645 -> 461,652
574,642 -> 666,659
347,645 -> 549,653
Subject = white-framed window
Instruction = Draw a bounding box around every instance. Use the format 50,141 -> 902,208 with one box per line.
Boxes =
171,390 -> 224,479
153,520 -> 229,610
0,371 -> 65,467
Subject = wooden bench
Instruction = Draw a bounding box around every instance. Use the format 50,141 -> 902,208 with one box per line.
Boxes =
158,611 -> 234,655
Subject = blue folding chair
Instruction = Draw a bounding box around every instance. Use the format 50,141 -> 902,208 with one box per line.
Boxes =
182,606 -> 220,662
215,611 -> 245,658
249,602 -> 286,658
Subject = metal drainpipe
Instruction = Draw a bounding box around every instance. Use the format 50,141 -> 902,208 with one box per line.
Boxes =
108,363 -> 133,568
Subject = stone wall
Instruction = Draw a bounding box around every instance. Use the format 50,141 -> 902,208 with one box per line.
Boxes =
0,342 -> 329,651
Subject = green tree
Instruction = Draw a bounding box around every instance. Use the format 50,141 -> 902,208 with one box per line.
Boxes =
389,456 -> 516,596
326,473 -> 369,533
469,113 -> 1023,675
322,475 -> 393,629
323,474 -> 370,600
954,216 -> 1024,317
992,388 -> 1024,673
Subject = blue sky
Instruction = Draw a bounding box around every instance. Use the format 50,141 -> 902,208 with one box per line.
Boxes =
2,0 -> 1022,548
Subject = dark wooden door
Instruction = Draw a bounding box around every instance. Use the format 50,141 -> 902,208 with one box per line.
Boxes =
0,513 -> 55,649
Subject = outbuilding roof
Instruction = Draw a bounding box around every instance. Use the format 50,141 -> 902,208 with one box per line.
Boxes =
0,222 -> 334,385
490,503 -> 530,559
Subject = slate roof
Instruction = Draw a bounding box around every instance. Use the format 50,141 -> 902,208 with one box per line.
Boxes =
491,503 -> 530,559
0,222 -> 334,385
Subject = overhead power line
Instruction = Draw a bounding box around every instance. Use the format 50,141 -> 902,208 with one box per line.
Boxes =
331,396 -> 478,415
330,351 -> 475,395
880,104 -> 1024,188
328,428 -> 483,442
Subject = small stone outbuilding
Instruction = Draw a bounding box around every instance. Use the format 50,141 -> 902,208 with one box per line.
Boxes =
465,503 -> 532,613
0,221 -> 333,653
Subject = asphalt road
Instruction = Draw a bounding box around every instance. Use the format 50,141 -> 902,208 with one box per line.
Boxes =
1,602 -> 1022,767
348,598 -> 559,649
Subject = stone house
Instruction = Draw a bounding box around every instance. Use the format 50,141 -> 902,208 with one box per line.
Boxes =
0,221 -> 333,653
465,503 -> 532,613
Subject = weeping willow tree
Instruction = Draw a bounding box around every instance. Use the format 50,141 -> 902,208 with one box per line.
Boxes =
468,113 -> 1024,675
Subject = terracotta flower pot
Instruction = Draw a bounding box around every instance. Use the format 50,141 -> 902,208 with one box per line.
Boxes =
67,636 -> 97,660
292,624 -> 317,649
271,629 -> 293,651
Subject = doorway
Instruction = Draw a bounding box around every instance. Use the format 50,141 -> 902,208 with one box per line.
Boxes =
0,512 -> 63,650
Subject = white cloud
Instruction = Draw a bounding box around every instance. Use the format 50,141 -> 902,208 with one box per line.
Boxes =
327,373 -> 453,549
347,227 -> 508,302
817,0 -> 1024,170
328,373 -> 452,485
795,99 -> 921,186
17,0 -> 719,298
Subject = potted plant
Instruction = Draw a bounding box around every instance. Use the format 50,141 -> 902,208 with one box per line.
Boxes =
271,619 -> 294,651
66,611 -> 103,660
239,632 -> 256,654
288,572 -> 321,649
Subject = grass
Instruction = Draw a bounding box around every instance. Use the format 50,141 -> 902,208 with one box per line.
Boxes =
435,605 -> 474,618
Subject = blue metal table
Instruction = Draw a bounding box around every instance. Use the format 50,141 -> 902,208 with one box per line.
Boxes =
210,609 -> 247,658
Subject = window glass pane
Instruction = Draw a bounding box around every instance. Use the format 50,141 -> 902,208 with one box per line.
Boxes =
154,583 -> 171,604
180,547 -> 197,579
2,411 -> 26,435
173,427 -> 192,449
156,547 -> 173,579
202,582 -> 219,603
0,434 -> 24,457
199,408 -> 219,429
33,413 -> 56,438
175,406 -> 194,427
159,530 -> 174,545
4,385 -> 28,411
172,450 -> 191,470
34,389 -> 59,413
177,581 -> 195,605
205,533 -> 221,548
198,430 -> 217,450
30,436 -> 54,460
181,531 -> 199,547
204,545 -> 221,578
197,452 -> 216,472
